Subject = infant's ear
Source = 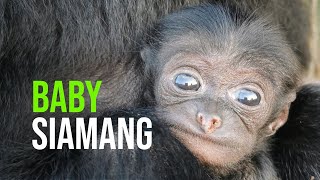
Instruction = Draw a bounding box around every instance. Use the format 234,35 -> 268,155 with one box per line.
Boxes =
140,47 -> 153,63
287,92 -> 297,104
140,46 -> 159,75
265,92 -> 297,136
265,105 -> 290,137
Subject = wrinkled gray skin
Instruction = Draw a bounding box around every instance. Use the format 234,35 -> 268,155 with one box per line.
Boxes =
142,5 -> 301,179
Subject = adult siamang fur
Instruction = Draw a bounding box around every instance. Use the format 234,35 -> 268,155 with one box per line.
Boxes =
1,85 -> 320,179
0,0 -> 318,179
272,83 -> 320,179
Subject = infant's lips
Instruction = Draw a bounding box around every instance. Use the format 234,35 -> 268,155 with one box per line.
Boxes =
170,125 -> 238,149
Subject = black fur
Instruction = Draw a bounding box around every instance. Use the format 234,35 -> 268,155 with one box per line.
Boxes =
1,85 -> 320,179
0,109 -> 213,179
273,83 -> 320,180
0,0 -> 317,179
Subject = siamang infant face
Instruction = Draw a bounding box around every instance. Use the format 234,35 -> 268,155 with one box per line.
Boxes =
153,52 -> 288,166
142,5 -> 300,167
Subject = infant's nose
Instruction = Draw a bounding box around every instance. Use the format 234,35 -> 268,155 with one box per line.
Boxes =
196,113 -> 222,134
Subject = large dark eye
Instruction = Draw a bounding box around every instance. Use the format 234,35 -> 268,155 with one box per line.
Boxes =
233,88 -> 261,106
174,73 -> 200,91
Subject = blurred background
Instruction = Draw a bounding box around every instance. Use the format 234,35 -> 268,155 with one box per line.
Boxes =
307,0 -> 320,80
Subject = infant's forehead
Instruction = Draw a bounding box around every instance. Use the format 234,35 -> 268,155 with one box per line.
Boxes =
158,40 -> 289,74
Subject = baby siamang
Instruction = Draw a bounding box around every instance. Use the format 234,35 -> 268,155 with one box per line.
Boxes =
140,4 -> 318,179
0,0 -> 318,180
